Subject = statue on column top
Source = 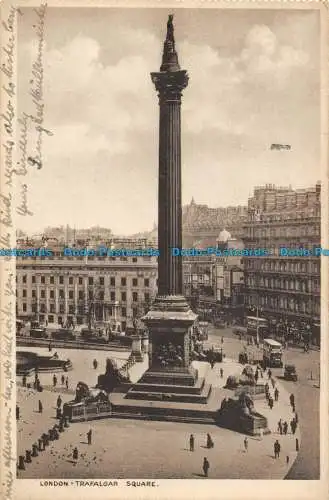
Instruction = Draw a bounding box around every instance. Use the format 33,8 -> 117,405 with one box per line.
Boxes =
166,14 -> 174,42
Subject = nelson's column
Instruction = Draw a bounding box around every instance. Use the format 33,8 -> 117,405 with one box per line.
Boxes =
127,15 -> 211,405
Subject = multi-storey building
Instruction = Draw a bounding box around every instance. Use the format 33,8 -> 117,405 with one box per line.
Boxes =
183,230 -> 244,320
16,241 -> 157,331
243,183 -> 321,343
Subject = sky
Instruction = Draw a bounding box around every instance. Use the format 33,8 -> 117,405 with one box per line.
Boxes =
17,7 -> 321,235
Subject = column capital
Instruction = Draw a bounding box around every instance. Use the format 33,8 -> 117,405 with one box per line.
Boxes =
151,70 -> 189,103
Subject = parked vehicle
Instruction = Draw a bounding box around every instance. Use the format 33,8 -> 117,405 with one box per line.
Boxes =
30,328 -> 48,339
284,364 -> 298,381
51,329 -> 76,341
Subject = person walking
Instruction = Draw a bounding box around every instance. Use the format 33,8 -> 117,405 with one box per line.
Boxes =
268,369 -> 272,379
87,429 -> 92,445
65,377 -> 69,389
203,457 -> 210,477
289,393 -> 295,408
61,375 -> 65,385
274,440 -> 281,459
38,400 -> 43,414
220,368 -> 224,379
296,438 -> 299,452
221,336 -> 224,345
277,419 -> 282,435
16,405 -> 20,420
189,434 -> 194,452
73,447 -> 78,461
244,437 -> 248,452
206,433 -> 214,449
283,421 -> 288,435
274,387 -> 279,402
268,397 -> 274,410
53,374 -> 57,387
255,371 -> 259,384
56,395 -> 62,409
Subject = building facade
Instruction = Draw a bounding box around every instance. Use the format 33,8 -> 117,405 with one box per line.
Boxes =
16,243 -> 158,331
243,183 -> 321,342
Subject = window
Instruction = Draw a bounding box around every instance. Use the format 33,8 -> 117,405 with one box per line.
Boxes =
41,290 -> 45,299
69,290 -> 74,299
48,315 -> 54,323
59,305 -> 65,314
121,277 -> 126,286
59,289 -> 65,299
110,277 -> 115,286
69,305 -> 75,314
40,304 -> 46,313
78,291 -> 84,300
99,291 -> 104,300
49,290 -> 54,299
23,275 -> 27,284
121,307 -> 126,317
50,304 -> 55,313
41,276 -> 45,284
145,293 -> 150,302
23,303 -> 27,312
99,277 -> 104,286
89,277 -> 93,285
110,292 -> 116,301
132,307 -> 138,317
23,289 -> 27,297
121,292 -> 127,302
144,278 -> 149,287
32,289 -> 36,298
59,276 -> 64,284
69,277 -> 73,285
133,292 -> 138,302
132,257 -> 137,263
79,277 -> 83,285
32,304 -> 37,313
50,276 -> 54,284
132,278 -> 138,287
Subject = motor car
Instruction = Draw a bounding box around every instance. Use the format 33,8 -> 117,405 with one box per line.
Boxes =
284,364 -> 298,381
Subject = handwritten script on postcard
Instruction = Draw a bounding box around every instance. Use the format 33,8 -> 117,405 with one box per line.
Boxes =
0,4 -> 50,499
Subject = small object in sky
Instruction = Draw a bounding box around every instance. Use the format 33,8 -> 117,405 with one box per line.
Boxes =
270,144 -> 291,151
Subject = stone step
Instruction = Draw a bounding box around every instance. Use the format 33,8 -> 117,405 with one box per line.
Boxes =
126,382 -> 212,404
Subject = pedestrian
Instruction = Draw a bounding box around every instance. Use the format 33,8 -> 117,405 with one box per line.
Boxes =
274,388 -> 279,401
206,433 -> 214,449
244,437 -> 248,452
189,434 -> 194,452
93,359 -> 98,370
16,405 -> 20,420
53,374 -> 57,387
292,403 -> 296,413
289,393 -> 295,407
277,419 -> 282,435
274,439 -> 281,459
221,336 -> 224,344
203,457 -> 210,477
268,369 -> 272,379
87,429 -> 92,445
220,368 -> 224,379
271,378 -> 275,389
268,397 -> 274,410
295,438 -> 299,452
283,421 -> 288,435
56,395 -> 62,409
210,359 -> 215,370
38,400 -> 43,413
61,375 -> 65,385
255,371 -> 259,384
73,447 -> 78,461
290,419 -> 295,434
286,455 -> 290,465
65,377 -> 69,389
48,342 -> 52,352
